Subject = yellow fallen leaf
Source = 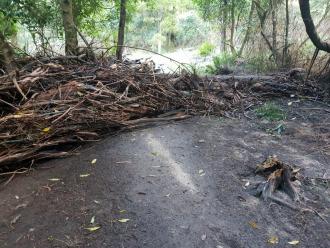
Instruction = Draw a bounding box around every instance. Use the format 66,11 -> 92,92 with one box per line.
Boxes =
248,221 -> 258,229
15,111 -> 24,116
288,240 -> 299,245
268,236 -> 279,245
117,218 -> 130,223
42,127 -> 51,133
48,178 -> 60,181
119,210 -> 127,213
80,174 -> 90,178
91,159 -> 97,164
85,226 -> 100,232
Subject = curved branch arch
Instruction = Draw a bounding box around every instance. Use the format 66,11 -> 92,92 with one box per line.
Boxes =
299,0 -> 330,52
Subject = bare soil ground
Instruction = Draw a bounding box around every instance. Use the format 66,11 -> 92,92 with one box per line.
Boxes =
0,99 -> 329,248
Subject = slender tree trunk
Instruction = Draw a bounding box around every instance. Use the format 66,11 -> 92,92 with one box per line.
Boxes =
157,22 -> 162,54
282,0 -> 289,66
116,0 -> 127,61
60,0 -> 78,55
0,33 -> 15,72
299,0 -> 330,52
221,0 -> 228,53
238,1 -> 255,57
229,0 -> 236,54
271,0 -> 279,64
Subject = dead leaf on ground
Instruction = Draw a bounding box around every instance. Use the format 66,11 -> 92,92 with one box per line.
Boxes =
268,236 -> 279,245
248,221 -> 259,229
117,218 -> 130,223
288,240 -> 299,245
199,169 -> 206,176
91,159 -> 97,164
80,174 -> 90,178
10,214 -> 22,225
48,178 -> 61,182
85,226 -> 100,232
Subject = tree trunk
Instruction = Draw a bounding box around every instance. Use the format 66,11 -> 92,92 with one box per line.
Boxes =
229,0 -> 236,55
237,2 -> 255,57
255,0 -> 278,63
298,1 -> 330,49
0,33 -> 15,72
60,0 -> 78,55
221,0 -> 228,53
116,0 -> 127,61
271,0 -> 279,64
282,0 -> 289,66
299,0 -> 330,52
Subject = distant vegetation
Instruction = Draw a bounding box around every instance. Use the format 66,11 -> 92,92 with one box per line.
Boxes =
0,0 -> 329,74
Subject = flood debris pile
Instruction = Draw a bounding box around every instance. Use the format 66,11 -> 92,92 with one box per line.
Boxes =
0,58 -> 326,172
0,58 -> 231,171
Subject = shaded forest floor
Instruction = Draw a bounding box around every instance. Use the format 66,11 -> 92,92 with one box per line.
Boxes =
0,98 -> 329,248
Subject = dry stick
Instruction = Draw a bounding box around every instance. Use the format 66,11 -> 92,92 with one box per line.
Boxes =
306,48 -> 319,81
0,99 -> 19,110
12,76 -> 27,100
74,25 -> 96,61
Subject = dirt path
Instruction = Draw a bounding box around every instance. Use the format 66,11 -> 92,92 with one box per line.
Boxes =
0,100 -> 329,248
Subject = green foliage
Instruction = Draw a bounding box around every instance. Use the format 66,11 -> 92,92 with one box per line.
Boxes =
206,53 -> 237,74
176,13 -> 207,47
245,55 -> 277,73
126,1 -> 211,51
255,102 -> 286,121
199,42 -> 215,57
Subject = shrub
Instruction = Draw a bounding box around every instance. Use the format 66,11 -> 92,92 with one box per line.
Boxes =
199,42 -> 215,57
245,55 -> 277,73
205,53 -> 237,74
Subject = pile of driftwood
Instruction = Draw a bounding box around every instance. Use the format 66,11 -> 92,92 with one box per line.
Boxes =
0,57 -> 325,172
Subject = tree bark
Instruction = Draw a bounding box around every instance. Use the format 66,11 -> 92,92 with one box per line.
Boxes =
299,0 -> 330,53
60,0 -> 78,55
221,0 -> 228,53
0,33 -> 15,72
271,0 -> 279,64
237,2 -> 255,57
229,0 -> 236,54
116,0 -> 127,61
255,0 -> 278,63
282,0 -> 289,65
298,1 -> 330,49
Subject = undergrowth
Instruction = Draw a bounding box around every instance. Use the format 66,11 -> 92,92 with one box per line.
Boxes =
255,102 -> 286,121
206,53 -> 237,74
